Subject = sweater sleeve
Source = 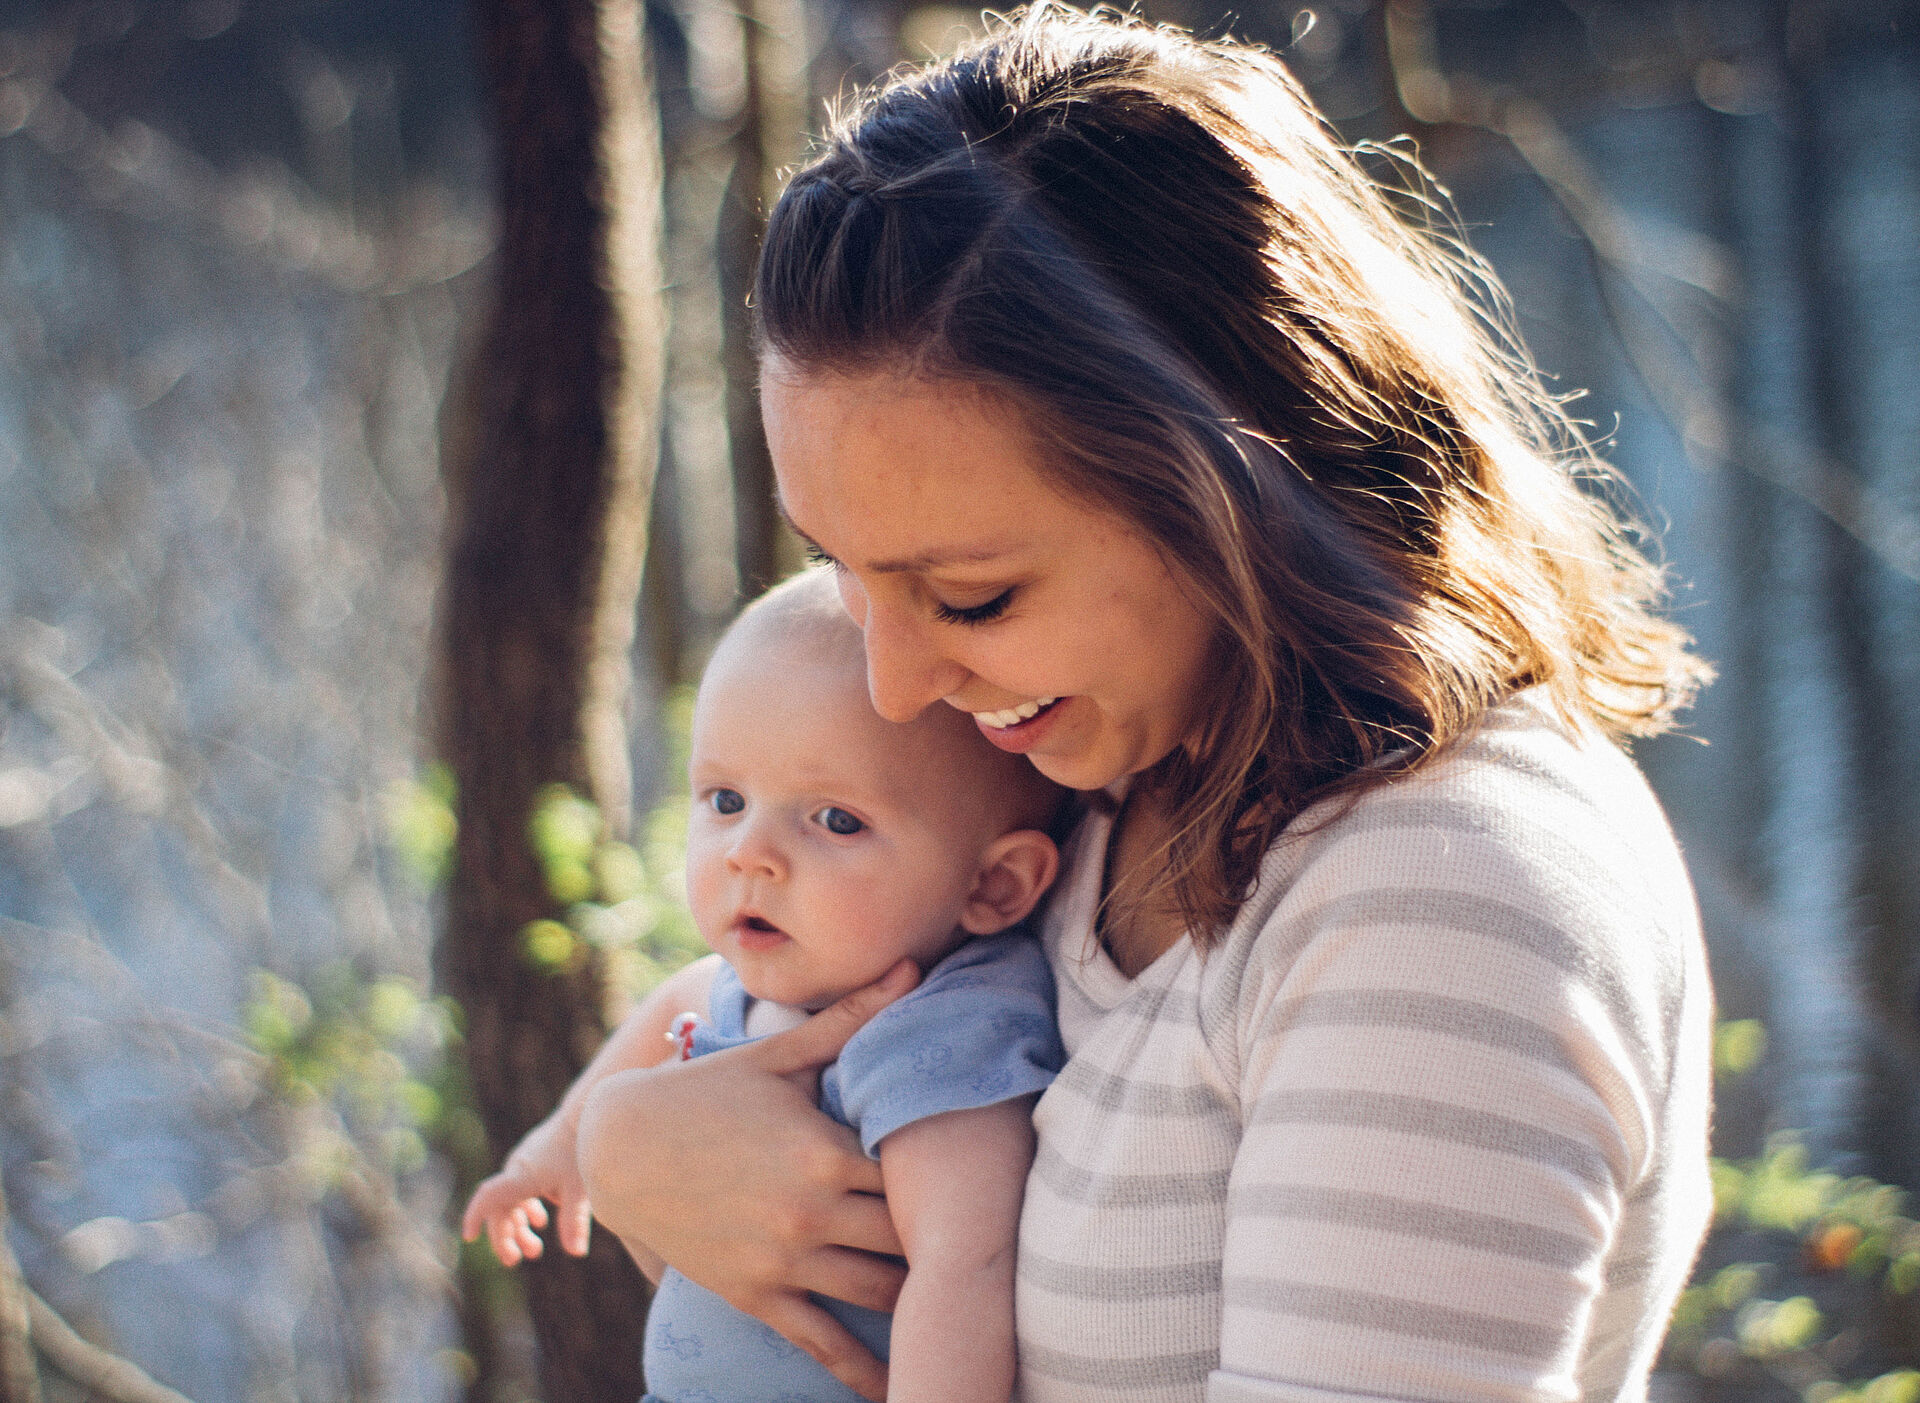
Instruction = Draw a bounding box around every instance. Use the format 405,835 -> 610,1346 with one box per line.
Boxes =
1207,762 -> 1687,1403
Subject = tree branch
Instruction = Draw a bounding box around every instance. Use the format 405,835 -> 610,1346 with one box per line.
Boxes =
23,1290 -> 195,1403
1381,0 -> 1920,584
0,1176 -> 45,1403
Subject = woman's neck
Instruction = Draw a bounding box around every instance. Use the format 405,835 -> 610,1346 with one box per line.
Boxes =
1098,786 -> 1188,978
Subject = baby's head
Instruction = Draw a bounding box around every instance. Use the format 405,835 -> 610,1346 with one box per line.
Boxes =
685,570 -> 1066,1009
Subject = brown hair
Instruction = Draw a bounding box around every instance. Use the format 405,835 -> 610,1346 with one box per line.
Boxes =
755,4 -> 1710,942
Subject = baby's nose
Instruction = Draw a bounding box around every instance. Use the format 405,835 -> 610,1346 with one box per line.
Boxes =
724,824 -> 786,878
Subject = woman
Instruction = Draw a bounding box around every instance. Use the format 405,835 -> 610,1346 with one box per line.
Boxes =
576,8 -> 1715,1401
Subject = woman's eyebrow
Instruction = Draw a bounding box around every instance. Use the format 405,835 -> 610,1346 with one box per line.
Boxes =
774,502 -> 1009,573
864,544 -> 1009,572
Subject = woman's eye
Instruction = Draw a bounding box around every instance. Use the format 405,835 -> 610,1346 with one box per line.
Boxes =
805,543 -> 841,570
933,589 -> 1013,626
710,789 -> 744,815
816,807 -> 865,836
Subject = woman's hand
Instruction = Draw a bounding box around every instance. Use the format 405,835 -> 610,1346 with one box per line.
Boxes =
577,960 -> 919,1403
461,1107 -> 591,1266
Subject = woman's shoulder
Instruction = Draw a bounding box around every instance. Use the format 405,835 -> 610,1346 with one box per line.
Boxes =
1202,690 -> 1705,1096
1255,690 -> 1692,931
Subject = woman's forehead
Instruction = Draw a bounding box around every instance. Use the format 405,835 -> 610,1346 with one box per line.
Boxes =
762,373 -> 1079,559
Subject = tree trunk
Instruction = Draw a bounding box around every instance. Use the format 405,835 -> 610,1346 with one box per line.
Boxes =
722,0 -> 812,598
438,0 -> 666,1397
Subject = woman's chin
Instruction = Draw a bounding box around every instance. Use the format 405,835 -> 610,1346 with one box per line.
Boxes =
1025,744 -> 1127,793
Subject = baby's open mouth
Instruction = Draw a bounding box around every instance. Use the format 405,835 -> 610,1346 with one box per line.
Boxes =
733,914 -> 790,951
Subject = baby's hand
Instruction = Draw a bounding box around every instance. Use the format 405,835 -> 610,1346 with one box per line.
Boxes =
461,1110 -> 592,1267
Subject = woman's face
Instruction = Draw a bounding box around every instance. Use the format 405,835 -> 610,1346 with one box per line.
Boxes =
762,365 -> 1216,792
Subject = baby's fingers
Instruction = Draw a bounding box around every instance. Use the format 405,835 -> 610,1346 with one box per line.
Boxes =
513,1203 -> 547,1262
484,1208 -> 525,1268
461,1170 -> 536,1241
557,1191 -> 593,1257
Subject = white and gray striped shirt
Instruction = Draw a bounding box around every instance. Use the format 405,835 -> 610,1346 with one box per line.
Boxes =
1015,693 -> 1712,1403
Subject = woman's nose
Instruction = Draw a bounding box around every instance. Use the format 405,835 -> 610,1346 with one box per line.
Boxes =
860,597 -> 969,723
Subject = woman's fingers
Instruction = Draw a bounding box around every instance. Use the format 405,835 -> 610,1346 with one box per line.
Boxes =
796,1246 -> 907,1314
756,1292 -> 890,1402
823,1187 -> 902,1257
756,961 -> 919,1077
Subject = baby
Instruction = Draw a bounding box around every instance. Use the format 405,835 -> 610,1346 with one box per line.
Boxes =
463,569 -> 1067,1403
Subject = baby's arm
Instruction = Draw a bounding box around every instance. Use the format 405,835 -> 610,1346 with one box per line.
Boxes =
461,953 -> 721,1274
878,1097 -> 1037,1403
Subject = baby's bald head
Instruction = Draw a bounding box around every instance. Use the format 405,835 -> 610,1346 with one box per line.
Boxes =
701,569 -> 1065,840
686,569 -> 1065,1005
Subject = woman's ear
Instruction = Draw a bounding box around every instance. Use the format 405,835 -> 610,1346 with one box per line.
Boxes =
959,830 -> 1060,935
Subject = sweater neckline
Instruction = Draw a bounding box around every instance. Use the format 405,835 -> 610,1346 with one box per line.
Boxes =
1046,797 -> 1192,1012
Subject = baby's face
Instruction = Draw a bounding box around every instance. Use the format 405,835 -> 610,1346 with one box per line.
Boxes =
684,635 -> 1025,1009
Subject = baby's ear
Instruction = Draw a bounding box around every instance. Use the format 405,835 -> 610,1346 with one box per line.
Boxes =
959,830 -> 1060,935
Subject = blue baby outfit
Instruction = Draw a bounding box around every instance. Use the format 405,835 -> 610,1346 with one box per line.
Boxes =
640,929 -> 1064,1403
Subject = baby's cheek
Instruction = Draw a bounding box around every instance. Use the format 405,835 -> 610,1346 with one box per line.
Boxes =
818,865 -> 913,947
680,843 -> 728,939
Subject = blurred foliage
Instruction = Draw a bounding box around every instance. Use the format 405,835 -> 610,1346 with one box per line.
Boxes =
242,964 -> 474,1183
218,698 -> 713,1397
1664,1026 -> 1920,1401
375,687 -> 707,1006
384,762 -> 461,892
520,685 -> 706,1002
313,686 -> 704,1180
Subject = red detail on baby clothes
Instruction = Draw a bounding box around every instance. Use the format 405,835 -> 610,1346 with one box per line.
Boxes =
667,1011 -> 699,1062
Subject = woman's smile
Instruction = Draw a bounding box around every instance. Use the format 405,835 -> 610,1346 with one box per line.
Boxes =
762,365 -> 1216,792
966,695 -> 1066,752
968,696 -> 1059,731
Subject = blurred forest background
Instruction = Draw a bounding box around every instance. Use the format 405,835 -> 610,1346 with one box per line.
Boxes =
0,0 -> 1916,1400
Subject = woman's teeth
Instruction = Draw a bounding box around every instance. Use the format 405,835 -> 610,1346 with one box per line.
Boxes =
973,697 -> 1058,730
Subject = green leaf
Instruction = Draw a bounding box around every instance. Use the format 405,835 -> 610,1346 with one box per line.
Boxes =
1711,1262 -> 1763,1311
1735,1295 -> 1822,1356
529,785 -> 601,868
364,979 -> 423,1043
383,771 -> 459,890
521,919 -> 577,972
1714,1019 -> 1768,1079
595,841 -> 648,904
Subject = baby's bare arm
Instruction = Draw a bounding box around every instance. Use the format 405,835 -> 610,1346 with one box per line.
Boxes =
462,953 -> 721,1269
878,1097 -> 1037,1403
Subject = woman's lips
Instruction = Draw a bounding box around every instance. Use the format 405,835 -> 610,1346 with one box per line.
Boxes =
973,695 -> 1067,753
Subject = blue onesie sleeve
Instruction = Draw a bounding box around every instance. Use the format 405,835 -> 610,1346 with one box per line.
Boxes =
819,929 -> 1063,1155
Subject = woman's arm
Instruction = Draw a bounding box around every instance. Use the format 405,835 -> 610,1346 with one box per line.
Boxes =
461,953 -> 723,1268
878,1098 -> 1036,1403
1205,775 -> 1705,1400
577,959 -> 921,1402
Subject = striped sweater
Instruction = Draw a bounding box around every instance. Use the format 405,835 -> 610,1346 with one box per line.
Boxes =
1014,693 -> 1713,1403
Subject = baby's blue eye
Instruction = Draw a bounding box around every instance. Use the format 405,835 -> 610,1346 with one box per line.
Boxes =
817,807 -> 864,836
710,789 -> 744,815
